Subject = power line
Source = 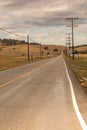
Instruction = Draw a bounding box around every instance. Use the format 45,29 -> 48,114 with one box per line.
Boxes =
27,34 -> 30,62
0,28 -> 39,44
0,28 -> 44,60
0,28 -> 26,38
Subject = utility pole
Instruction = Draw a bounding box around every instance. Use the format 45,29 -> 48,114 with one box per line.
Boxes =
40,43 -> 42,58
66,18 -> 78,60
66,33 -> 71,50
66,33 -> 71,57
27,34 -> 30,61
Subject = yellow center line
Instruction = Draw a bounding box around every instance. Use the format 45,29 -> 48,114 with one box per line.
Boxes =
0,61 -> 51,88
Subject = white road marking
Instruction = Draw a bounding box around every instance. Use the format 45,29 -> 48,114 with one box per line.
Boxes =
63,59 -> 87,130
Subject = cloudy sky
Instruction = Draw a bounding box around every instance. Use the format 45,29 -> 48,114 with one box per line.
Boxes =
0,0 -> 87,45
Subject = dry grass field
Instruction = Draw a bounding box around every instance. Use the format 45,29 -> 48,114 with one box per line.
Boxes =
76,46 -> 87,52
75,45 -> 87,58
65,54 -> 87,88
65,45 -> 87,87
78,54 -> 87,58
0,44 -> 64,71
0,44 -> 64,57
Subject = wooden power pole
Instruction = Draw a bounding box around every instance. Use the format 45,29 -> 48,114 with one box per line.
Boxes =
66,18 -> 78,60
66,33 -> 71,50
40,43 -> 42,58
27,34 -> 30,61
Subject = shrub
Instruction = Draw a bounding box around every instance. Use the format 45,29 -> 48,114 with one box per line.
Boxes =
44,46 -> 48,50
13,48 -> 16,50
21,53 -> 25,56
53,48 -> 58,52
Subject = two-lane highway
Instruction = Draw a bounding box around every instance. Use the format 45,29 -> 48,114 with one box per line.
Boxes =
0,55 -> 87,130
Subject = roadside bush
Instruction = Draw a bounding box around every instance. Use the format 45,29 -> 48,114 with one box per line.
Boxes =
21,53 -> 25,56
53,48 -> 58,52
44,46 -> 48,50
13,48 -> 16,50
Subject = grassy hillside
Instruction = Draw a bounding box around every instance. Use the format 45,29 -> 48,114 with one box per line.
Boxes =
75,45 -> 87,53
0,44 -> 64,57
0,44 -> 64,71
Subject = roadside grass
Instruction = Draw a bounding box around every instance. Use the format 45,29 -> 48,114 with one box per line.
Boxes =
0,54 -> 58,71
65,55 -> 87,88
0,56 -> 28,71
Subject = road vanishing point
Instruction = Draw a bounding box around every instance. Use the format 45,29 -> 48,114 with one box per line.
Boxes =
0,55 -> 87,130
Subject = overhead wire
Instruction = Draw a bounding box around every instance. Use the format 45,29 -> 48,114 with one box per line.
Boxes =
0,28 -> 26,38
0,28 -> 38,43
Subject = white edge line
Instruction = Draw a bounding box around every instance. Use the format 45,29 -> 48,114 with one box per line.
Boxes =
63,59 -> 87,130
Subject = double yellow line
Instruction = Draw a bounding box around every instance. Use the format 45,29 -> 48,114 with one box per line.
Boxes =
0,61 -> 51,88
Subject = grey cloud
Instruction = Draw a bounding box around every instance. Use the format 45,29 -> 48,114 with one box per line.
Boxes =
4,0 -> 54,9
0,0 -> 87,29
67,0 -> 87,18
6,0 -> 30,8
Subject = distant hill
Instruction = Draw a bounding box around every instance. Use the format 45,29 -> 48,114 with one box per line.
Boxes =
0,43 -> 64,57
75,44 -> 87,53
44,45 -> 64,51
75,44 -> 87,48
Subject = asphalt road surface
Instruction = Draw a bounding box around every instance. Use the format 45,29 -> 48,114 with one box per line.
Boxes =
0,55 -> 87,130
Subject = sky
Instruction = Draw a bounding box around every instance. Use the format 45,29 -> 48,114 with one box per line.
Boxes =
0,0 -> 87,45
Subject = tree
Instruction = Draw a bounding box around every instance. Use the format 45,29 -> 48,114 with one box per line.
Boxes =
53,48 -> 58,52
44,46 -> 48,50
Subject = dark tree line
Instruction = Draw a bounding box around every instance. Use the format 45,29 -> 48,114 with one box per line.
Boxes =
0,39 -> 26,46
0,39 -> 40,46
78,50 -> 87,54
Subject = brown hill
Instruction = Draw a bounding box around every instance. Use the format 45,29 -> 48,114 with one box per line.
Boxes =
75,45 -> 87,52
76,46 -> 87,52
0,44 -> 64,57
